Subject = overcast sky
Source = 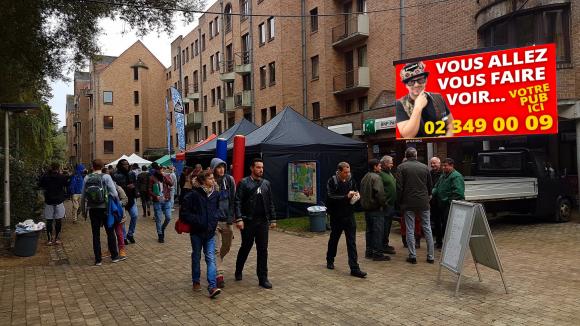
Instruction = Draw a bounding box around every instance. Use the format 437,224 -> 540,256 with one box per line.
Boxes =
47,14 -> 199,127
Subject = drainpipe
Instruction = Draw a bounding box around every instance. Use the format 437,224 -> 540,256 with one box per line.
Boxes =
399,0 -> 404,60
220,0 -> 227,128
198,29 -> 205,138
249,0 -> 255,124
301,0 -> 308,117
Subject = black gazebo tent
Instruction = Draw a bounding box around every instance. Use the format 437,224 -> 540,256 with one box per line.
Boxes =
233,107 -> 368,217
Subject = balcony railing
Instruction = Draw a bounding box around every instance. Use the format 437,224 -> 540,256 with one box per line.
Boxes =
186,112 -> 203,129
220,60 -> 235,81
331,14 -> 369,49
218,96 -> 235,112
234,90 -> 252,108
235,52 -> 251,75
333,66 -> 370,95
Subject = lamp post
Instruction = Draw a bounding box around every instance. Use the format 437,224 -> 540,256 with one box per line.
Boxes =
1,103 -> 40,245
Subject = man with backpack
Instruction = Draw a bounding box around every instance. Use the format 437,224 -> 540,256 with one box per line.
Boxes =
68,163 -> 85,223
113,159 -> 139,244
81,159 -> 121,265
137,165 -> 151,218
210,158 -> 236,289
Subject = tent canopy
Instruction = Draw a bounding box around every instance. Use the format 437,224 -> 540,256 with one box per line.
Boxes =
155,154 -> 175,167
187,119 -> 258,158
107,155 -> 129,167
127,153 -> 152,166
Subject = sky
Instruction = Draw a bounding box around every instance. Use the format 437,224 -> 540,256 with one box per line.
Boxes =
47,14 -> 199,127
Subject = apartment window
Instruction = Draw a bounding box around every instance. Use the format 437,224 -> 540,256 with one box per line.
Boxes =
312,102 -> 320,120
211,88 -> 216,106
345,99 -> 354,113
209,21 -> 214,38
259,66 -> 266,89
201,34 -> 206,51
269,106 -> 276,118
202,65 -> 207,81
241,34 -> 250,64
104,141 -> 114,154
218,120 -> 222,134
311,55 -> 319,80
134,91 -> 139,105
195,129 -> 201,142
204,126 -> 209,138
134,115 -> 140,129
216,86 -> 221,100
182,50 -> 185,65
190,43 -> 194,58
268,62 -> 276,85
226,82 -> 234,97
358,96 -> 368,111
357,45 -> 367,67
193,99 -> 199,112
193,71 -> 199,91
133,67 -> 139,80
224,4 -> 232,33
203,95 -> 208,112
134,139 -> 140,152
215,17 -> 219,35
173,56 -> 177,70
482,6 -> 570,63
240,0 -> 249,21
194,40 -> 199,56
215,52 -> 220,70
184,76 -> 189,96
210,55 -> 214,72
103,91 -> 113,104
186,47 -> 189,61
212,122 -> 217,134
258,23 -> 266,45
267,17 -> 275,40
243,111 -> 252,121
103,116 -> 113,129
310,8 -> 318,32
357,0 -> 367,13
261,108 -> 268,125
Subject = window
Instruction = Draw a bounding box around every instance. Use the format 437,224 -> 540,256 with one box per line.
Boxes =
191,43 -> 194,58
269,106 -> 276,118
358,96 -> 368,111
261,108 -> 268,125
204,126 -> 209,138
210,55 -> 214,72
268,62 -> 276,85
240,0 -> 249,21
195,129 -> 201,142
209,21 -> 214,38
133,67 -> 139,80
215,17 -> 220,35
212,121 -> 216,134
312,102 -> 320,120
241,34 -> 250,64
193,99 -> 199,112
103,91 -> 113,104
311,55 -> 319,80
134,91 -> 139,105
218,120 -> 222,134
482,6 -> 570,63
215,52 -> 220,70
267,17 -> 275,40
345,99 -> 354,113
211,88 -> 216,106
243,74 -> 252,90
203,65 -> 207,81
184,76 -> 189,96
357,0 -> 367,13
243,111 -> 252,121
259,66 -> 266,88
203,95 -> 208,112
193,71 -> 199,91
216,86 -> 221,100
201,34 -> 206,51
258,23 -> 266,45
103,116 -> 113,129
310,8 -> 318,32
357,45 -> 367,67
134,139 -> 140,152
134,115 -> 140,129
104,141 -> 114,153
182,50 -> 185,65
226,82 -> 234,97
224,4 -> 232,33
186,47 -> 189,61
194,40 -> 199,56
173,56 -> 177,70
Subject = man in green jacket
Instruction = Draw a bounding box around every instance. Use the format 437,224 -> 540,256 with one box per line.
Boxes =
360,159 -> 389,261
432,158 -> 465,242
379,155 -> 396,255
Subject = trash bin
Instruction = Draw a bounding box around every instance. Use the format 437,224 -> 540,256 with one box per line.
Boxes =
13,231 -> 40,257
307,206 -> 327,232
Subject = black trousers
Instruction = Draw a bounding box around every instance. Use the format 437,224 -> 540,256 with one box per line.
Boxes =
326,214 -> 360,271
236,217 -> 269,281
89,208 -> 118,262
431,201 -> 450,245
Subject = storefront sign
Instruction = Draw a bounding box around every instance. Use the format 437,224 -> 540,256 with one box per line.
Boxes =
363,117 -> 396,134
394,44 -> 558,140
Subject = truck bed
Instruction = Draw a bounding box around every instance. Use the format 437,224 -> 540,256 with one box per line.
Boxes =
464,177 -> 538,202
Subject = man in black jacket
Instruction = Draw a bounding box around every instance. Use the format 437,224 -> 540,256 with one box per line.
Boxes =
113,159 -> 138,244
325,162 -> 367,278
234,158 -> 276,289
39,162 -> 69,245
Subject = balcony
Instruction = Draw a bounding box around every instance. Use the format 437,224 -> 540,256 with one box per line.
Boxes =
331,14 -> 369,49
218,96 -> 235,112
235,52 -> 251,75
186,112 -> 203,129
83,88 -> 94,97
234,90 -> 252,108
333,66 -> 370,95
220,60 -> 235,81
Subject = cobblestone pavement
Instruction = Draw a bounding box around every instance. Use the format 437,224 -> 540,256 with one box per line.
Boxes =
1,204 -> 580,325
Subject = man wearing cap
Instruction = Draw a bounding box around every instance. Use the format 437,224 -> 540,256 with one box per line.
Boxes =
396,61 -> 454,139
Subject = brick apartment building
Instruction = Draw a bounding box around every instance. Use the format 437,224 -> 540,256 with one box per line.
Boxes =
65,41 -> 168,165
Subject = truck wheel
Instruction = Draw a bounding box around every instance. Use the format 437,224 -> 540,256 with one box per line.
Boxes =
554,198 -> 572,223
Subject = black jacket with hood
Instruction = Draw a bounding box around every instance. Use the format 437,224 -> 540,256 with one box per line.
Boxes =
210,158 -> 236,224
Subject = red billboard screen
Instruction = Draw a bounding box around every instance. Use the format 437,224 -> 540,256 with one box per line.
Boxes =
394,44 -> 558,140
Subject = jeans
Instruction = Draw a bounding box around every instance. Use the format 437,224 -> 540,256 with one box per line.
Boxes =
169,190 -> 176,210
236,218 -> 269,281
365,210 -> 385,257
126,202 -> 139,237
89,208 -> 118,262
190,233 -> 217,291
383,207 -> 395,247
404,210 -> 434,260
326,214 -> 360,271
153,201 -> 172,235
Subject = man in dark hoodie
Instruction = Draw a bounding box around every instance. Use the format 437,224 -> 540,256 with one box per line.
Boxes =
113,159 -> 139,244
210,158 -> 236,289
68,163 -> 85,223
39,162 -> 69,245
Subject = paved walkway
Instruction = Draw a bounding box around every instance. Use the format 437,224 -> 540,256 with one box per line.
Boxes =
1,206 -> 580,325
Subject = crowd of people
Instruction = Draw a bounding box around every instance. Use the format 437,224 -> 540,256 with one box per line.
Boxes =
37,148 -> 465,300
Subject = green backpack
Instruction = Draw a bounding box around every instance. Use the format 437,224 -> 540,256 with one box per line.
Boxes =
84,173 -> 109,207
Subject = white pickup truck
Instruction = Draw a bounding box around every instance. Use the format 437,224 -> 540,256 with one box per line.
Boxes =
463,149 -> 574,222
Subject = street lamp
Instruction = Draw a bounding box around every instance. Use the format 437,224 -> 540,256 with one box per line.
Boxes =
1,103 -> 40,245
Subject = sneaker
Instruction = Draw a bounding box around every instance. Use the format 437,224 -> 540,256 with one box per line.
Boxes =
427,258 -> 435,264
119,248 -> 127,258
234,272 -> 242,281
326,262 -> 335,270
111,257 -> 122,263
372,255 -> 391,262
383,246 -> 396,255
217,275 -> 225,289
192,282 -> 201,291
127,235 -> 136,244
94,261 -> 102,266
124,239 -> 129,245
406,257 -> 417,264
350,269 -> 367,278
209,288 -> 222,298
158,235 -> 164,243
259,280 -> 273,289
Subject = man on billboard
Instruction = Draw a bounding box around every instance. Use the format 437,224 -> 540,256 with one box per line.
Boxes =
396,61 -> 454,138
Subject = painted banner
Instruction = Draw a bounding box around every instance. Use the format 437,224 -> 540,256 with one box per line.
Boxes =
170,87 -> 186,151
164,97 -> 171,154
288,161 -> 317,204
394,44 -> 557,140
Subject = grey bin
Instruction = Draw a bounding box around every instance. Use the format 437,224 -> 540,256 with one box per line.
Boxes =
307,206 -> 327,232
13,231 -> 40,257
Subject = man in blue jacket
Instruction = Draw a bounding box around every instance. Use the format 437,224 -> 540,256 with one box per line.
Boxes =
69,163 -> 85,223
